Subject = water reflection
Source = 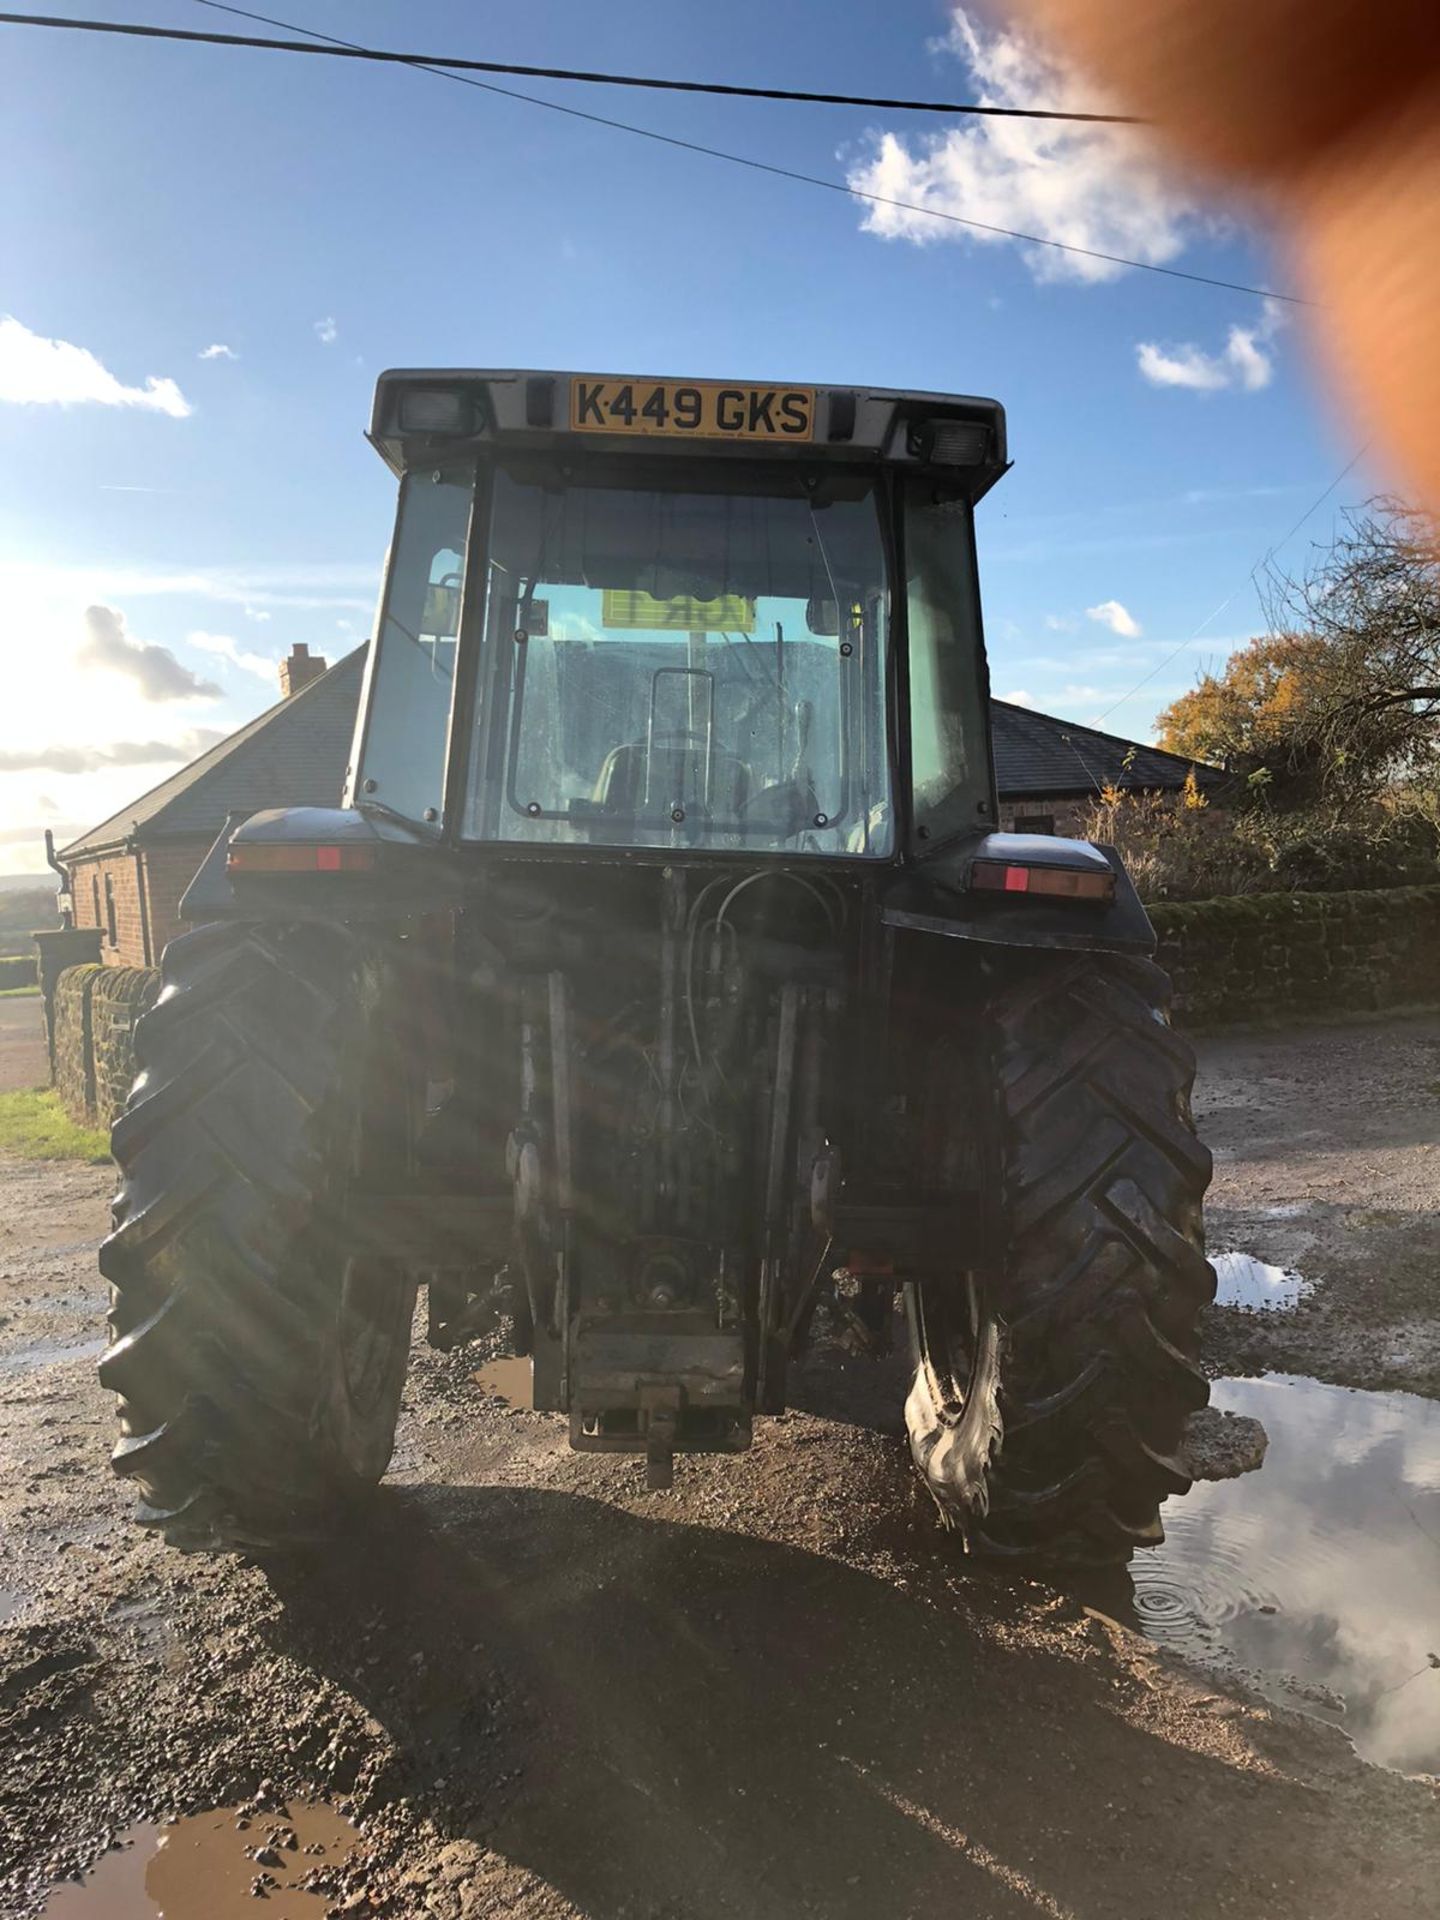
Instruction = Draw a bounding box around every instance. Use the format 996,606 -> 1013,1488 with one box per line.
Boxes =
472,1356 -> 535,1408
1210,1251 -> 1310,1311
1077,1375 -> 1440,1775
42,1800 -> 358,1918
0,1335 -> 106,1375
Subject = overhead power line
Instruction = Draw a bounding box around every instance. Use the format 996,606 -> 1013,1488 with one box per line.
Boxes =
7,5 -> 1144,122
8,6 -> 1305,304
213,2 -> 1310,308
1093,447 -> 1369,725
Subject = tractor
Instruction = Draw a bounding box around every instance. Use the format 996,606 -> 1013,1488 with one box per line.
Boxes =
98,369 -> 1214,1562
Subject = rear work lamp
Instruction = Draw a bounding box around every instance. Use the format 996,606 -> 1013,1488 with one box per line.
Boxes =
969,859 -> 1115,903
227,843 -> 377,875
909,418 -> 992,467
397,387 -> 474,435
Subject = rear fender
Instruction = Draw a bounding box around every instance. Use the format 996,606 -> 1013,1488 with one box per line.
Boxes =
879,832 -> 1154,955
179,807 -> 462,925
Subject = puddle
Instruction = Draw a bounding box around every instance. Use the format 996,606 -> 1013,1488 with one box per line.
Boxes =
0,1587 -> 27,1623
1210,1250 -> 1310,1311
1080,1374 -> 1440,1775
0,1334 -> 105,1376
472,1356 -> 534,1409
42,1799 -> 360,1917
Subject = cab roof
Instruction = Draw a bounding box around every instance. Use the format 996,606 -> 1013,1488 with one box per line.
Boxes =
368,368 -> 1009,502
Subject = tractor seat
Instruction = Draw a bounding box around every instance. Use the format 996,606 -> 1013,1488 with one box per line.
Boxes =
593,735 -> 752,819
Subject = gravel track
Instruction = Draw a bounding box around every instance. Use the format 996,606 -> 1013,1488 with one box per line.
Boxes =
1,1014 -> 1437,1918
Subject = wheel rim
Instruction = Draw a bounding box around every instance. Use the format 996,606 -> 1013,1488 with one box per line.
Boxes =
914,1272 -> 985,1418
905,1272 -> 1004,1532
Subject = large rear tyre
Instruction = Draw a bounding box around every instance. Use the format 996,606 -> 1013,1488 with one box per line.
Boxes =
906,951 -> 1214,1565
98,921 -> 418,1552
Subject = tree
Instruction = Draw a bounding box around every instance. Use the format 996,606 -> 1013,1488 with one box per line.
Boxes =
1157,500 -> 1440,807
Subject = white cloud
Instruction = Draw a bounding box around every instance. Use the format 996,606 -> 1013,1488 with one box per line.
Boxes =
0,731 -> 221,775
187,630 -> 280,682
1182,483 -> 1298,505
1136,343 -> 1230,392
314,316 -> 337,345
79,604 -> 220,701
0,573 -> 288,867
844,8 -> 1198,284
1087,599 -> 1142,637
1060,683 -> 1102,701
1043,613 -> 1077,632
0,316 -> 192,417
198,342 -> 237,361
1137,299 -> 1287,393
1000,689 -> 1036,706
0,556 -> 376,613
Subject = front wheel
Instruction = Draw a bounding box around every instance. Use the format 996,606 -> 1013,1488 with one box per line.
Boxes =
906,951 -> 1215,1565
98,922 -> 419,1552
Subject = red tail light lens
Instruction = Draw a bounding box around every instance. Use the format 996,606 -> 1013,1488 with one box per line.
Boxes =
969,860 -> 1115,903
228,843 -> 377,875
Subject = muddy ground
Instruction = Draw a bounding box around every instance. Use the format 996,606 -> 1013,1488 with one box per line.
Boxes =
1197,1013 -> 1440,1397
1,1013 -> 1437,1918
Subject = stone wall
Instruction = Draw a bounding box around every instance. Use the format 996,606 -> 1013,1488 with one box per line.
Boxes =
50,960 -> 161,1127
34,927 -> 103,1076
40,889 -> 1440,1124
90,967 -> 161,1126
1151,883 -> 1440,1026
53,964 -> 103,1121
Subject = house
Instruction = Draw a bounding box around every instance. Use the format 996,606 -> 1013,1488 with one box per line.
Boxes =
60,646 -> 363,968
56,650 -> 1217,970
989,700 -> 1222,837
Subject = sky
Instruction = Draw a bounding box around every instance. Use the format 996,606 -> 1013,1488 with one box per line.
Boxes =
0,0 -> 1385,874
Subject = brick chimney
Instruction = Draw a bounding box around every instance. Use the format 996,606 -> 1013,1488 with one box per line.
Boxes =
279,643 -> 327,698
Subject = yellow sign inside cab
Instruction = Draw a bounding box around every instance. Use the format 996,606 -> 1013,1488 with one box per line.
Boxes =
571,378 -> 815,442
602,590 -> 755,633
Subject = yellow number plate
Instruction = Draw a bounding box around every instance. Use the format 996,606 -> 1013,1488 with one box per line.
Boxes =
570,377 -> 815,442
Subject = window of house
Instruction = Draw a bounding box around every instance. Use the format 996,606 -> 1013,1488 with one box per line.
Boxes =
91,875 -> 101,928
1014,812 -> 1056,836
103,874 -> 118,947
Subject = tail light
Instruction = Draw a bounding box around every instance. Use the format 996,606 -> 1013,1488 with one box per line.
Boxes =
969,859 -> 1115,903
227,843 -> 377,875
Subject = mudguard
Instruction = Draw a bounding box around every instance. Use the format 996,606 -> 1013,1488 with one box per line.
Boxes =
179,807 -> 459,924
879,832 -> 1155,955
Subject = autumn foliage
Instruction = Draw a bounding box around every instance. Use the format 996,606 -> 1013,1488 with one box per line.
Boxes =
1156,500 -> 1440,807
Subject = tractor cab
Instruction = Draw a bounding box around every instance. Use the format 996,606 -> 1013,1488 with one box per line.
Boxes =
350,370 -> 1008,864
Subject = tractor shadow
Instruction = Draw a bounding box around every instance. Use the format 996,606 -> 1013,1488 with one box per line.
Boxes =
261,1480 -> 1332,1920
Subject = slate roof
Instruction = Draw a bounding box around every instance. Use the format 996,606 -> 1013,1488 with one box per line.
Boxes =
59,646 -> 367,860
991,700 -> 1220,800
59,655 -> 1216,862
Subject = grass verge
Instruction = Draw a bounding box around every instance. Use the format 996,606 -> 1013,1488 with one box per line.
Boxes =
0,1088 -> 110,1163
0,984 -> 40,999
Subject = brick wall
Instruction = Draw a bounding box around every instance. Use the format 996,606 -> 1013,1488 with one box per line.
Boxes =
995,790 -> 1221,839
141,841 -> 211,955
70,852 -> 148,968
68,839 -> 209,969
996,798 -> 1092,837
51,961 -> 161,1127
1151,884 -> 1440,1026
